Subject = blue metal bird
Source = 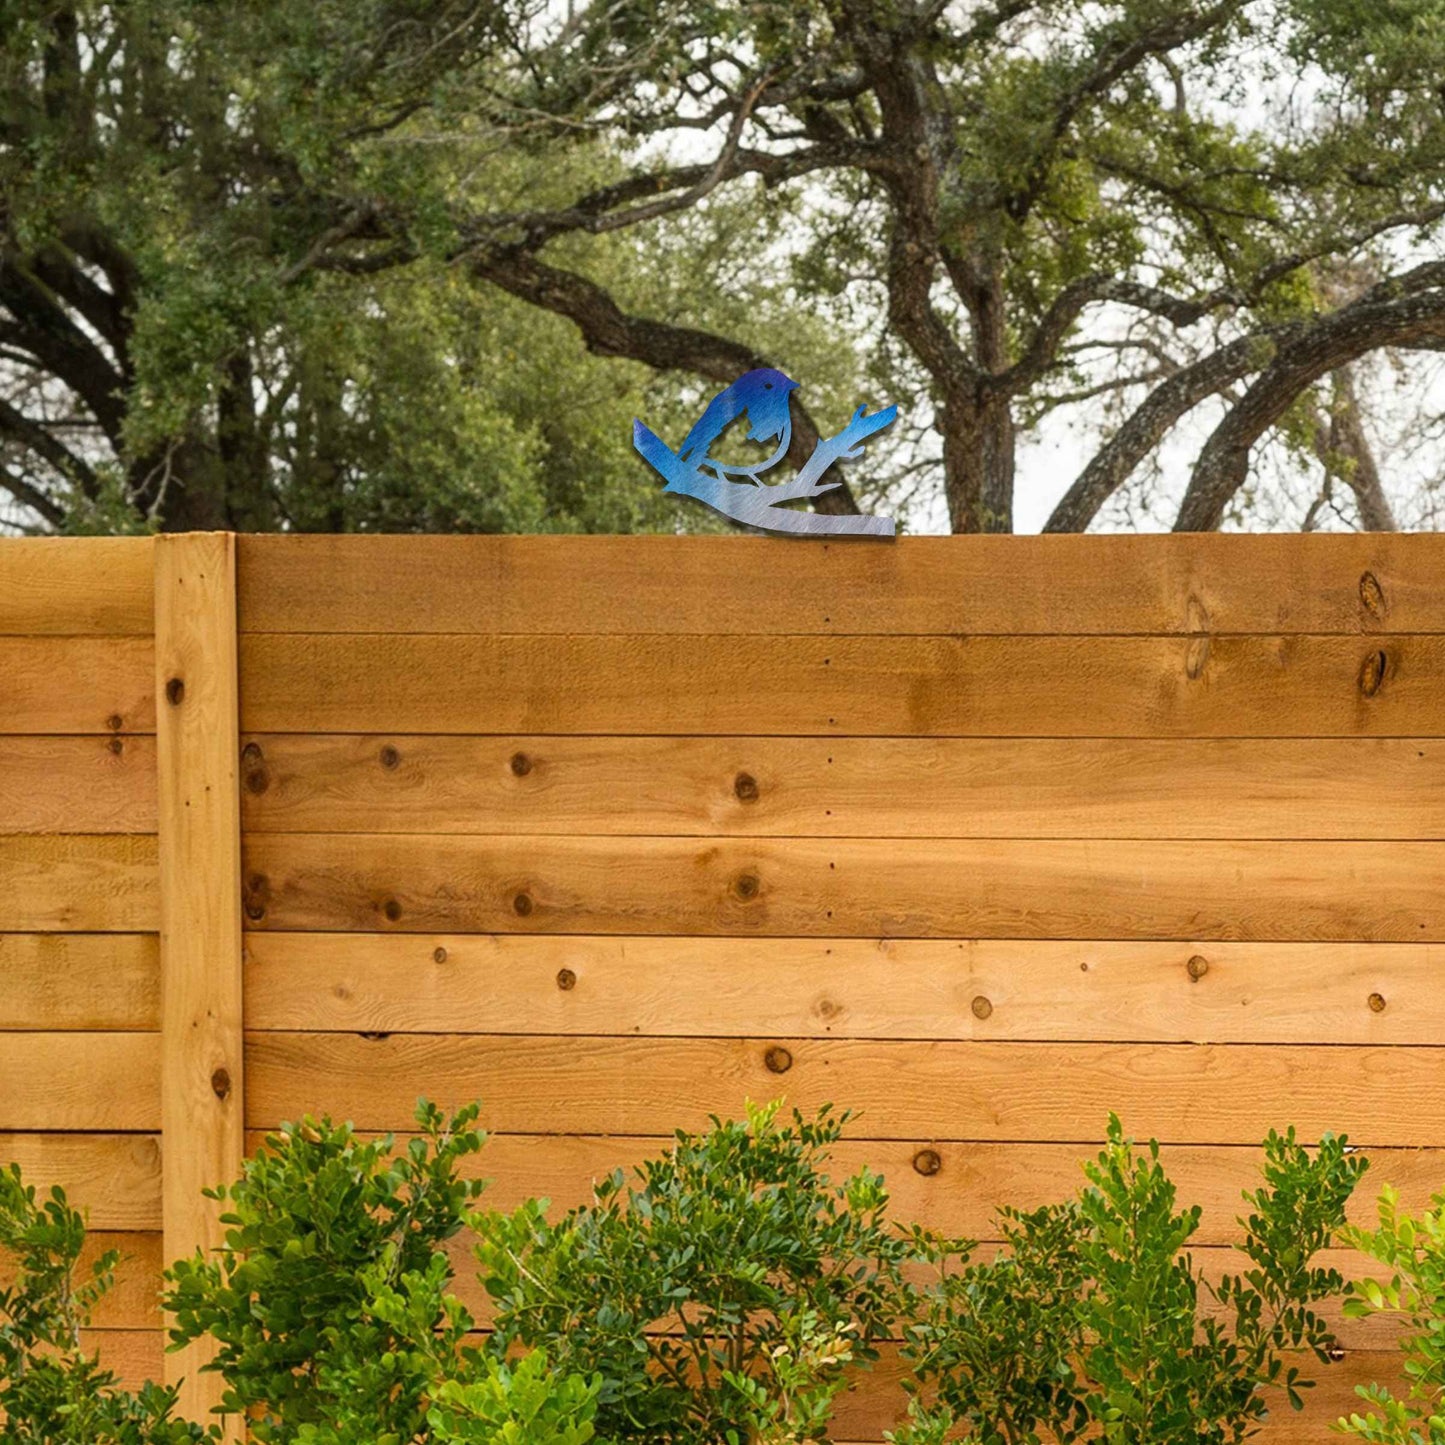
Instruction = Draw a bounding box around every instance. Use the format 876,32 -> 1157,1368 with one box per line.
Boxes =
633,367 -> 898,537
674,367 -> 800,485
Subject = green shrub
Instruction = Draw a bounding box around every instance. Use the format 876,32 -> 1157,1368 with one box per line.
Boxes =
163,1100 -> 597,1445
0,1163 -> 208,1444
895,1116 -> 1366,1445
1337,1185 -> 1445,1443
478,1101 -> 939,1445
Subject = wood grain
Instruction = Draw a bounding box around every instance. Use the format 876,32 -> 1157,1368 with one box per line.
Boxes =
0,1033 -> 159,1129
243,933 -> 1445,1045
239,834 -> 1445,941
0,537 -> 154,635
235,534 -> 1445,635
0,736 -> 157,834
291,1132 -> 1437,1251
245,1032 -> 1445,1146
0,835 -> 157,931
0,1133 -> 162,1230
154,532 -> 244,1432
0,933 -> 158,1030
0,1233 -> 164,1329
0,636 -> 155,733
239,734 -> 1445,840
239,632 -> 1445,738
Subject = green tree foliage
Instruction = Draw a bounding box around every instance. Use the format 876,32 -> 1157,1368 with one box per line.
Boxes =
0,1 -> 863,533
0,1164 -> 209,1444
7,3 -> 1445,534
477,1101 -> 937,1445
1337,1185 -> 1445,1443
896,1117 -> 1367,1445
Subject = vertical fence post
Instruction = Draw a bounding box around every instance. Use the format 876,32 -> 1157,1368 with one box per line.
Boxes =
155,532 -> 244,1438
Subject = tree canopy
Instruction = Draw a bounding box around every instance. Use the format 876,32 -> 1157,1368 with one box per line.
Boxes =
3,0 -> 1445,534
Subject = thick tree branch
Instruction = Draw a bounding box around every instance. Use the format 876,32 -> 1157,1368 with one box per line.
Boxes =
1178,288 -> 1445,530
0,394 -> 100,497
1313,366 -> 1396,532
0,270 -> 127,438
0,459 -> 68,528
469,247 -> 860,515
1045,332 -> 1272,532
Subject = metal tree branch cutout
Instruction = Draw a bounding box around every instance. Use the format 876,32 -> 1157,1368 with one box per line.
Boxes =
633,368 -> 898,536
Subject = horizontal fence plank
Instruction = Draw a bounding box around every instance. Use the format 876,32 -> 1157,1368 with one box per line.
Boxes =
239,632 -> 1445,738
0,736 -> 157,834
239,734 -> 1445,840
290,1133 -> 1437,1252
235,534 -> 1445,635
63,1225 -> 1404,1350
0,636 -> 156,734
243,934 -> 1445,1044
0,934 -> 158,1030
0,1232 -> 163,1329
245,1033 -> 1445,1146
240,835 -> 1445,942
84,1325 -> 1406,1443
0,1034 -> 160,1130
0,537 -> 154,636
445,1242 -> 1405,1351
0,1133 -> 161,1230
89,1231 -> 163,1329
828,1344 -> 1406,1443
0,836 -> 158,931
85,1331 -> 164,1391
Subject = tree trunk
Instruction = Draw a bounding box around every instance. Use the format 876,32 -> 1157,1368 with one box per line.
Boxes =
944,389 -> 1016,533
1320,366 -> 1396,531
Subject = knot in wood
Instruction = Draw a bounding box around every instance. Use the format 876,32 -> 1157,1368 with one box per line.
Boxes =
732,871 -> 761,902
734,771 -> 760,803
244,763 -> 270,796
764,1045 -> 793,1074
106,713 -> 124,731
108,736 -> 124,756
1359,571 -> 1387,620
912,1148 -> 942,1177
1185,635 -> 1210,681
381,897 -> 403,923
970,995 -> 993,1020
243,873 -> 270,922
1359,648 -> 1388,698
210,1067 -> 232,1101
378,744 -> 401,771
241,741 -> 264,765
510,751 -> 533,777
1187,954 -> 1209,982
433,946 -> 449,964
1368,992 -> 1387,1014
556,967 -> 577,991
165,676 -> 185,707
513,891 -> 534,917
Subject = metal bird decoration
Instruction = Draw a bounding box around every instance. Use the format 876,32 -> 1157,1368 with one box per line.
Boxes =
634,368 -> 897,537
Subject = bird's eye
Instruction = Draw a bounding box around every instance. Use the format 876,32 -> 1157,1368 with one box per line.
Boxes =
765,382 -> 773,389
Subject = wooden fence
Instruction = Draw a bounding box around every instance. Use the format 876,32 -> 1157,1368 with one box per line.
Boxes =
5,530 -> 1445,1440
